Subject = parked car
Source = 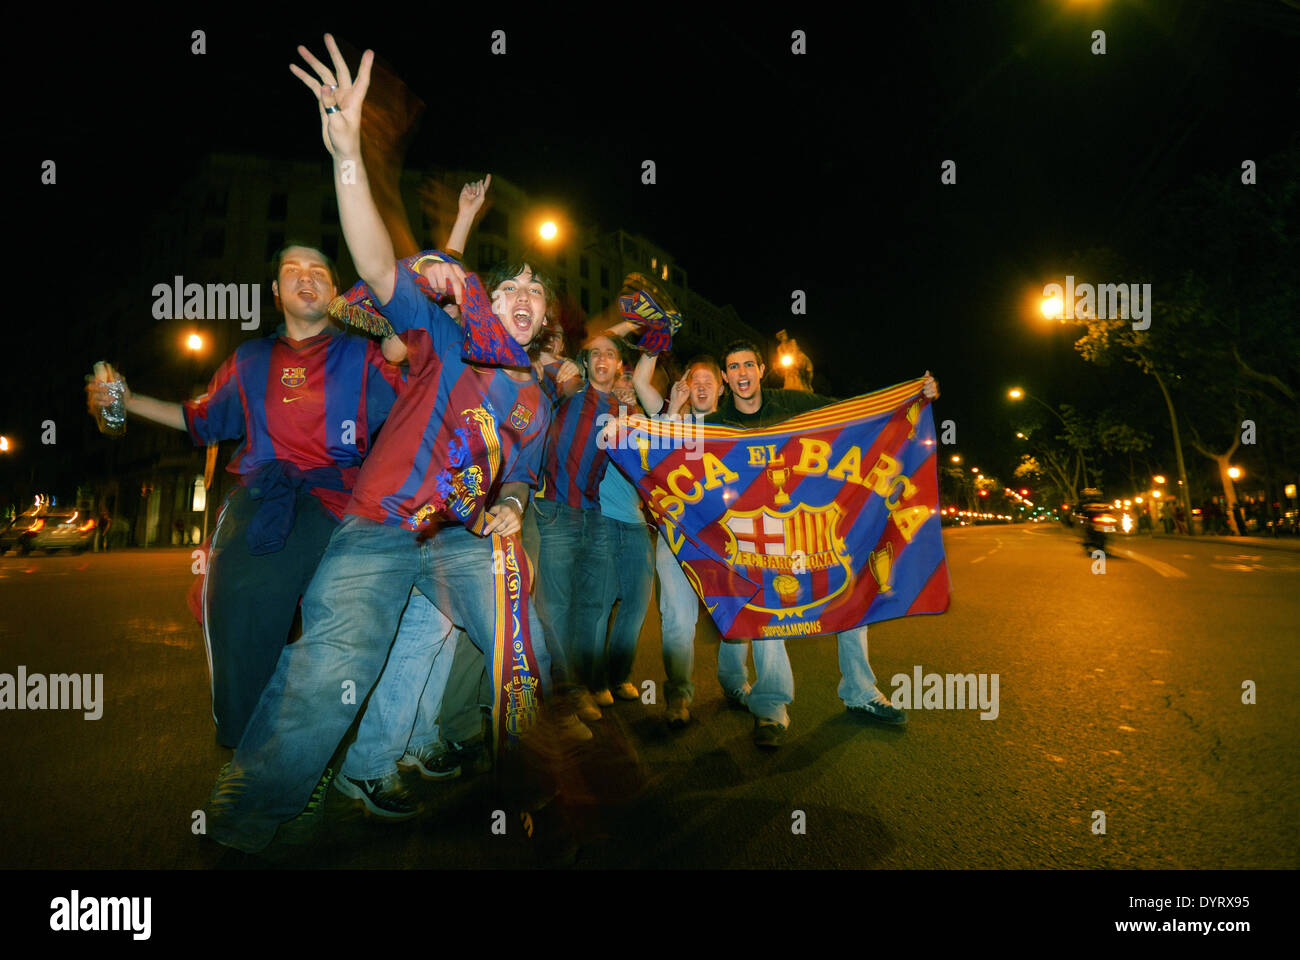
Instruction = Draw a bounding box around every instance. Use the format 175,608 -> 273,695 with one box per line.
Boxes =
27,510 -> 97,554
0,513 -> 48,555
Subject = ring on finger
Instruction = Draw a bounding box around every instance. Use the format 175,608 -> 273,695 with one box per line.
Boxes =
324,104 -> 341,115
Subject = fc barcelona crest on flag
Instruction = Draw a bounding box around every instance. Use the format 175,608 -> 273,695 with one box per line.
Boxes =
508,402 -> 533,431
281,366 -> 307,389
604,378 -> 951,640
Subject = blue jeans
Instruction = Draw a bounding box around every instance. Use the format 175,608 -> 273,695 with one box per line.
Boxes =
722,627 -> 885,728
592,517 -> 655,689
532,498 -> 606,693
206,516 -> 550,853
655,530 -> 698,703
341,587 -> 455,780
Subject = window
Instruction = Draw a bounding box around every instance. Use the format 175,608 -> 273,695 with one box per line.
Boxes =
557,253 -> 567,269
580,287 -> 589,312
201,228 -> 225,259
558,276 -> 567,294
191,477 -> 207,512
268,193 -> 288,221
266,231 -> 285,260
579,255 -> 589,280
601,295 -> 610,312
600,265 -> 609,289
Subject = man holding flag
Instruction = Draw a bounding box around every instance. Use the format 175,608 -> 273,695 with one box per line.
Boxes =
609,339 -> 943,748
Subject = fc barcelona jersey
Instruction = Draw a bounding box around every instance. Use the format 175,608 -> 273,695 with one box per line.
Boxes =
183,325 -> 402,520
345,267 -> 550,533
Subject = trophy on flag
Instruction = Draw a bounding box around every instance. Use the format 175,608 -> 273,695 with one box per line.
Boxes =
766,455 -> 791,506
868,543 -> 894,593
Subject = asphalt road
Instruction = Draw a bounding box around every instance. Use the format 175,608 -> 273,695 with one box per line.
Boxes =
1,525 -> 1296,869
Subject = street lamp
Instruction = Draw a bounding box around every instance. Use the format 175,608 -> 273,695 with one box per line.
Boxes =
1227,466 -> 1242,480
539,221 -> 558,242
0,435 -> 9,453
1153,474 -> 1167,485
951,455 -> 962,463
187,333 -> 203,352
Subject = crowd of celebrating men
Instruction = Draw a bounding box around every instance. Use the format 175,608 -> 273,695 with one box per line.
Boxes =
86,35 -> 936,857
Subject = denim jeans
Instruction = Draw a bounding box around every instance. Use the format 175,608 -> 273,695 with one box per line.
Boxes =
206,515 -> 550,853
721,627 -> 885,729
591,517 -> 654,689
532,498 -> 607,693
655,530 -> 698,703
340,587 -> 455,780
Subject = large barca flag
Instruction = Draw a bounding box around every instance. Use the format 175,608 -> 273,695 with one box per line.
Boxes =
605,378 -> 950,640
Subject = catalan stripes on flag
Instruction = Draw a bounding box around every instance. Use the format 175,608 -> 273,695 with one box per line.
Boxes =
604,378 -> 951,639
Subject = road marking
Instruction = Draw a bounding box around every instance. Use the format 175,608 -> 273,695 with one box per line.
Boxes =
1112,547 -> 1188,578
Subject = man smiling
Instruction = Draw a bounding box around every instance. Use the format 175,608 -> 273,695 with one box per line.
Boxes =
203,36 -> 556,850
705,340 -> 938,747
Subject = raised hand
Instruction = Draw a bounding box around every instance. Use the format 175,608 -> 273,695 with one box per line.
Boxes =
555,360 -> 581,384
669,377 -> 689,413
923,370 -> 939,400
289,34 -> 374,160
423,260 -> 468,306
458,174 -> 492,217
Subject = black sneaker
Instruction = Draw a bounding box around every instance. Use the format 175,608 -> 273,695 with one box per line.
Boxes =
847,699 -> 908,726
399,743 -> 461,781
753,719 -> 786,749
723,686 -> 750,710
446,738 -> 492,776
333,772 -> 420,819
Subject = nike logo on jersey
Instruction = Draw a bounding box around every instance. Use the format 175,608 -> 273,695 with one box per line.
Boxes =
282,396 -> 305,403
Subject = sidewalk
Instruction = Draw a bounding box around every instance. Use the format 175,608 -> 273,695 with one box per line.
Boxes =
1148,532 -> 1300,553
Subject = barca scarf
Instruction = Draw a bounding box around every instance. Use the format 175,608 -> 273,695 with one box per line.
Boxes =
329,250 -> 531,367
489,533 -> 543,752
618,272 -> 682,356
604,378 -> 951,640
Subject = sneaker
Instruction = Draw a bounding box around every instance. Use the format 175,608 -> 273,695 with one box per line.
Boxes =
723,686 -> 751,709
612,682 -> 640,701
333,772 -> 420,819
592,688 -> 615,707
445,738 -> 492,777
575,692 -> 602,722
665,696 -> 691,729
753,718 -> 786,749
847,698 -> 908,726
275,768 -> 335,845
399,743 -> 461,781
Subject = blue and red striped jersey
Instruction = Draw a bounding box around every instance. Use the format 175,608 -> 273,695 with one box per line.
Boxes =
346,267 -> 551,533
183,325 -> 402,520
539,382 -> 621,510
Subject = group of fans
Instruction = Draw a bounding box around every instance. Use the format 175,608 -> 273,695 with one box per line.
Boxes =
86,35 -> 937,856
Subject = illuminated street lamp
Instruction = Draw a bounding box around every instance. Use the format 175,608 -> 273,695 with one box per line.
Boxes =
1153,474 -> 1167,485
1227,466 -> 1242,480
0,435 -> 9,453
951,455 -> 962,464
1041,294 -> 1064,321
187,333 -> 203,352
539,221 -> 558,242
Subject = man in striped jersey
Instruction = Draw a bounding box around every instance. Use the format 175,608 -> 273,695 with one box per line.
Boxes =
85,244 -> 405,748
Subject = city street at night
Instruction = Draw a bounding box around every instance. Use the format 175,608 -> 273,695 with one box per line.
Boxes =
3,527 -> 1294,870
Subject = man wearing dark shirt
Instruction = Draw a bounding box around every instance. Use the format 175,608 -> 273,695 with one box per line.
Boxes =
704,340 -> 936,747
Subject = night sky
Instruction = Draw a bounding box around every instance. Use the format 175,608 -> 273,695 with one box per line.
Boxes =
10,2 -> 1299,498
